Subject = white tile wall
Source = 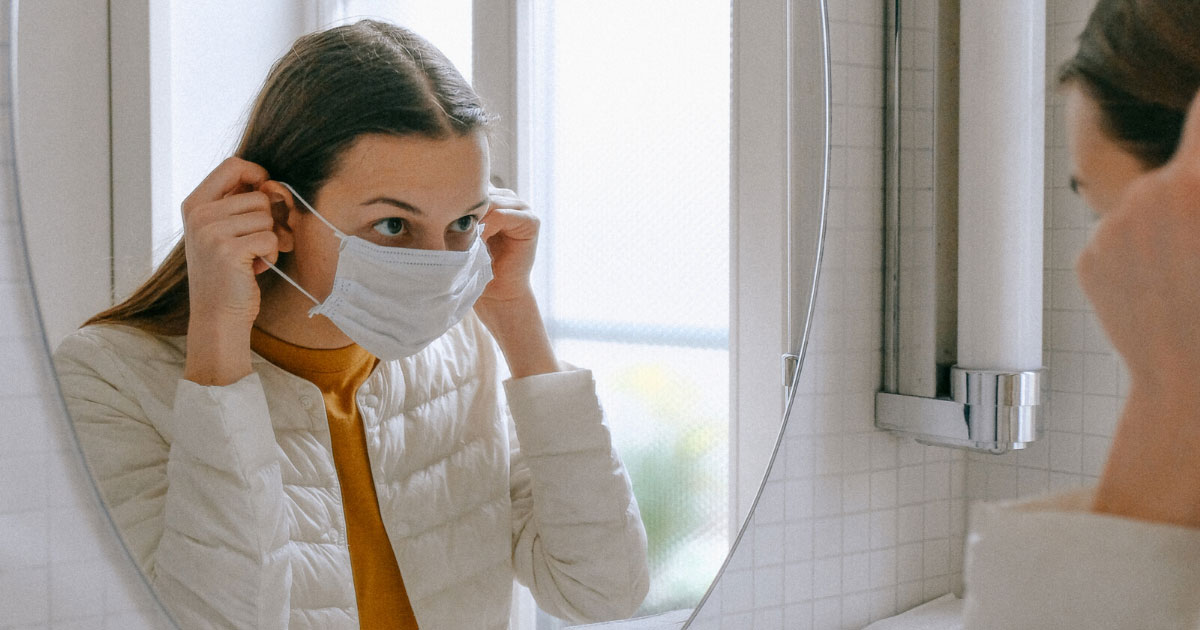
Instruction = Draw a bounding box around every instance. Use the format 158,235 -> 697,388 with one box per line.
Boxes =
689,1 -> 968,628
690,1 -> 1115,628
0,3 -> 173,626
1,1 -> 1112,628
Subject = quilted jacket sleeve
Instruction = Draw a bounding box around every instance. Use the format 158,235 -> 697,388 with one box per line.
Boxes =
505,367 -> 650,624
53,328 -> 292,630
963,487 -> 1200,629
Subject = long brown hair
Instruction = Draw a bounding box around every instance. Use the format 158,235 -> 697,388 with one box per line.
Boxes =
1059,0 -> 1200,167
85,19 -> 492,335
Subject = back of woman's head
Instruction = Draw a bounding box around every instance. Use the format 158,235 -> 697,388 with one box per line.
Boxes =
85,19 -> 491,334
1059,0 -> 1200,167
238,19 -> 492,203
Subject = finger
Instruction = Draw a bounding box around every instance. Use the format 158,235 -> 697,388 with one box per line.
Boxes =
480,218 -> 498,242
252,253 -> 278,275
184,158 -> 270,211
488,188 -> 531,211
188,191 -> 273,227
481,207 -> 539,240
250,235 -> 283,276
488,198 -> 532,212
222,181 -> 256,200
217,209 -> 276,239
239,231 -> 279,266
1171,88 -> 1200,165
223,191 -> 274,217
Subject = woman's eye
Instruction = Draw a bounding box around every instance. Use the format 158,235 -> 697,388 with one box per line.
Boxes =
373,217 -> 407,237
450,215 -> 478,233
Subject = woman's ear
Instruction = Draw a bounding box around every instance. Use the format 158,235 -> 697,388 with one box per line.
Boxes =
257,180 -> 298,253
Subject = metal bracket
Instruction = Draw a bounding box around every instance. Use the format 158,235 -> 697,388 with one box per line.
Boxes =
782,353 -> 800,389
875,0 -> 1044,455
875,367 -> 1043,454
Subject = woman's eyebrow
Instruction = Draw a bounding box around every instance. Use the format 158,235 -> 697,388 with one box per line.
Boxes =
361,197 -> 491,215
362,197 -> 423,215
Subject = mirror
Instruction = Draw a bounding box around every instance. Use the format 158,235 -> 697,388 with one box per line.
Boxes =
9,0 -> 830,627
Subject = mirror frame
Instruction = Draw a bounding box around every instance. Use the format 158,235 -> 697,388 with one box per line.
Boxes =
686,0 -> 831,625
3,0 -> 832,626
4,0 -> 175,626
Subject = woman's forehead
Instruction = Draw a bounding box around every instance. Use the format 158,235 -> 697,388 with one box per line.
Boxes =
338,132 -> 488,173
1065,88 -> 1115,169
316,132 -> 489,211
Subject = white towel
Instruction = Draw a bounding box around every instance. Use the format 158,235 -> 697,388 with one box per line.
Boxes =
862,594 -> 964,630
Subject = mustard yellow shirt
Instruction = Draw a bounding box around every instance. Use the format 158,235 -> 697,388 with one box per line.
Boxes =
251,327 -> 418,629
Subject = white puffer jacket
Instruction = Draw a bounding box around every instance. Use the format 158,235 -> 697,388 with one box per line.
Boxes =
52,315 -> 650,630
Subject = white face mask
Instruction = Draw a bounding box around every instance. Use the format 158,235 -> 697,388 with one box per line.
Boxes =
261,182 -> 493,360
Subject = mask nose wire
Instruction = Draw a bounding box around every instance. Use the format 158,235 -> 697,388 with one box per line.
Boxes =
254,181 -> 345,309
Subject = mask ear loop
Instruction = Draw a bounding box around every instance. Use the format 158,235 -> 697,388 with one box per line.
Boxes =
255,182 -> 347,309
258,258 -> 320,307
278,182 -> 347,238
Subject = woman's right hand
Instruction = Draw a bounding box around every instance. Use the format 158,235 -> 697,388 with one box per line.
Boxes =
1076,97 -> 1200,396
1078,93 -> 1200,528
181,157 -> 281,386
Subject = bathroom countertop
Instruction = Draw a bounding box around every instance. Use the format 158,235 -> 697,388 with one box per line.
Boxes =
862,594 -> 964,630
567,609 -> 691,629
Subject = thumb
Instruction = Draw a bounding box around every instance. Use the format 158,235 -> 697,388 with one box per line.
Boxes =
252,252 -> 279,276
1171,88 -> 1200,165
478,207 -> 498,241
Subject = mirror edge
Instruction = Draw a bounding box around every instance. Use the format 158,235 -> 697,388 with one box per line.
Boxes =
7,1 -> 830,625
8,0 -> 181,626
683,0 -> 833,626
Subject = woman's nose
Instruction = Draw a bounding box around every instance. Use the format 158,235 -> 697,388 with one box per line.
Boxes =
411,232 -> 449,251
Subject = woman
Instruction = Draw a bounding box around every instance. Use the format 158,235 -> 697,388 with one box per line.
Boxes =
53,20 -> 648,630
964,1 -> 1200,627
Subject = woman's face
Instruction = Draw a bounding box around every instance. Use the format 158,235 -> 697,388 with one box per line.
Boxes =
1064,84 -> 1151,214
284,130 -> 491,300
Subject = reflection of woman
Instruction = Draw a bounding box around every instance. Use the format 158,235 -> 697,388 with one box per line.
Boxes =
965,1 -> 1200,627
53,21 -> 648,630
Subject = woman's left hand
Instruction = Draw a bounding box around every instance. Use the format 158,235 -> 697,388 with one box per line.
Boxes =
477,186 -> 539,304
472,186 -> 559,377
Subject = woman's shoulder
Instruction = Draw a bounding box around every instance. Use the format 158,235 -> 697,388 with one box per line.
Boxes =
54,322 -> 187,374
964,486 -> 1200,629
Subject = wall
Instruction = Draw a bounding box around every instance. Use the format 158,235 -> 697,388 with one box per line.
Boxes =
0,1 -> 172,625
16,0 -> 111,349
689,1 -> 1113,629
690,1 -> 970,628
1,0 -> 942,626
166,1 -> 309,259
0,1 -> 1114,629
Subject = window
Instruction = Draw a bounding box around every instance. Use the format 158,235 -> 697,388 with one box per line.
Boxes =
316,0 -> 474,80
319,0 -> 744,624
154,2 -> 798,626
523,0 -> 732,618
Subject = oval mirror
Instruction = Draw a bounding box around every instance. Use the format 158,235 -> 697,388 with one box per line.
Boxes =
7,0 -> 830,627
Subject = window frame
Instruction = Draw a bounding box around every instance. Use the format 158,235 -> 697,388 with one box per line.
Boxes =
472,0 -> 794,539
97,0 -> 809,624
